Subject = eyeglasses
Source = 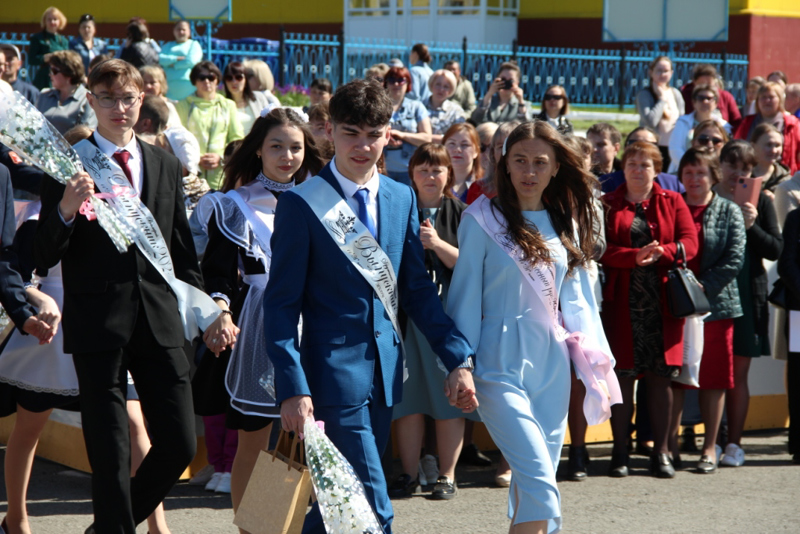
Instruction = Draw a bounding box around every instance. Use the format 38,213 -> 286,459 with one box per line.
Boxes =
196,74 -> 217,83
90,93 -> 140,108
544,94 -> 564,101
694,95 -> 716,103
225,73 -> 245,82
49,66 -> 62,76
386,77 -> 407,85
696,135 -> 724,146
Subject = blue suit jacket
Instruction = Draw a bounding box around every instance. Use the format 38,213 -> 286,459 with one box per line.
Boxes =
263,164 -> 473,408
600,170 -> 685,194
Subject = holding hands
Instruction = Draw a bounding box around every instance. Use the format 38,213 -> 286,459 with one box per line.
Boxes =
203,300 -> 239,356
635,240 -> 665,266
445,367 -> 479,413
20,289 -> 61,344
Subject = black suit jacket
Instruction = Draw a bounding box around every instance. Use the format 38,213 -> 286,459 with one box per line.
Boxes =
34,135 -> 203,354
0,162 -> 36,328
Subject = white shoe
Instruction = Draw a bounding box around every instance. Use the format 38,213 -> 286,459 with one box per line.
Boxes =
205,471 -> 223,491
189,464 -> 215,486
420,454 -> 439,485
719,443 -> 745,467
417,461 -> 427,486
215,472 -> 232,494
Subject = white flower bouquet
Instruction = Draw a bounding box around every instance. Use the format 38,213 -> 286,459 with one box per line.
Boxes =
303,418 -> 384,534
0,90 -> 133,252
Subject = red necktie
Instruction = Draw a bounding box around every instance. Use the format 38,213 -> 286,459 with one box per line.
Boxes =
112,150 -> 134,187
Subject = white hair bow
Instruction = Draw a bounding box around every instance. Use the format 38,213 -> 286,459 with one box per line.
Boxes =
260,102 -> 281,118
502,136 -> 508,156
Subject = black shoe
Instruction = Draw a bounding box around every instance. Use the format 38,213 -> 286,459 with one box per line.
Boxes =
84,526 -> 96,534
696,455 -> 717,474
459,443 -> 492,467
566,445 -> 588,481
793,453 -> 800,465
609,452 -> 629,478
650,453 -> 676,478
388,474 -> 420,498
431,476 -> 457,500
680,427 -> 699,453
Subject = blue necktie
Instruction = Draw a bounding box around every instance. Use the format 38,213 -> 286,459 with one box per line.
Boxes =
354,188 -> 376,239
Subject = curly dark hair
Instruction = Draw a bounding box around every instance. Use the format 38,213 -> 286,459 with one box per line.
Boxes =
221,108 -> 324,192
492,121 -> 599,273
329,78 -> 392,127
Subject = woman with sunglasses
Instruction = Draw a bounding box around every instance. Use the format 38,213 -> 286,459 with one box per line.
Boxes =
691,120 -> 729,159
222,61 -> 272,135
69,14 -> 109,75
735,81 -> 800,174
636,56 -> 685,169
383,65 -> 432,184
159,20 -> 203,101
668,84 -> 731,173
176,61 -> 244,190
751,123 -> 790,195
35,50 -> 96,135
535,85 -> 573,135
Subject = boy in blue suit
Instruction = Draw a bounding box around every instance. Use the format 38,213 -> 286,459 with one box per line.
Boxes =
263,79 -> 477,533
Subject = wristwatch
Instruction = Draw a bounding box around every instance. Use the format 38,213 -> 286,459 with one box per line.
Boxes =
457,356 -> 475,372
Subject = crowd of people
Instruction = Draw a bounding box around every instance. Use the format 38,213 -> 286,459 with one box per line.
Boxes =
0,6 -> 799,534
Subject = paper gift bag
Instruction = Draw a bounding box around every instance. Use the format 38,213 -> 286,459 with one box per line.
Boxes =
234,430 -> 312,534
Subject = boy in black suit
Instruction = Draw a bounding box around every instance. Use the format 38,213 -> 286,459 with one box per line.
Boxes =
34,59 -> 203,534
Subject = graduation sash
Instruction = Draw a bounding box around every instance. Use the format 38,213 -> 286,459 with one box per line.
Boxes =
292,175 -> 407,381
73,140 -> 220,340
466,195 -> 621,425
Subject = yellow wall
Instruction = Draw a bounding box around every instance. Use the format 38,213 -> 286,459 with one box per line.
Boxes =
0,0 -> 343,24
518,0 -> 800,19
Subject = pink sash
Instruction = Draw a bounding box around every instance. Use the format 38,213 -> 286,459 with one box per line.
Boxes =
466,196 -> 622,425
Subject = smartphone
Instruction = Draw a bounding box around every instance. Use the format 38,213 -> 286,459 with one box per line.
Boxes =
502,78 -> 513,90
734,176 -> 762,207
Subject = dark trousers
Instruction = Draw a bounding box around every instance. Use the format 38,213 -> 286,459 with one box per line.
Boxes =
302,368 -> 394,534
789,352 -> 800,455
72,308 -> 196,534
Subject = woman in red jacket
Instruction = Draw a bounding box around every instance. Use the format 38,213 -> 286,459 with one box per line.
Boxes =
601,142 -> 699,479
734,81 -> 800,173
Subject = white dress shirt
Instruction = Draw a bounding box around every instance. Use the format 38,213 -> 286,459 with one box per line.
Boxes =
93,130 -> 144,195
330,156 -> 380,236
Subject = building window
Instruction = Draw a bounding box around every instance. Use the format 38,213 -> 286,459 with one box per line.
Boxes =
349,0 -> 391,16
439,0 -> 480,16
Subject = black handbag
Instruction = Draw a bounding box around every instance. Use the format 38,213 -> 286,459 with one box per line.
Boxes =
665,242 -> 711,318
768,279 -> 787,309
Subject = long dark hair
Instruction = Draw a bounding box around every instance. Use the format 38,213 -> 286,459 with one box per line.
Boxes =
492,121 -> 599,273
221,108 -> 323,192
223,61 -> 255,102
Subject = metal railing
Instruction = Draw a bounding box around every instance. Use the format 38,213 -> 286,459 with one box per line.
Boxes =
1,30 -> 748,107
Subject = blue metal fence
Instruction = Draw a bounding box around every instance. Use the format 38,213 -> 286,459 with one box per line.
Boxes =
0,30 -> 748,107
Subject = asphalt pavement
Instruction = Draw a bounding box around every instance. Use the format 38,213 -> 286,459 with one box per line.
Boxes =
0,430 -> 797,533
